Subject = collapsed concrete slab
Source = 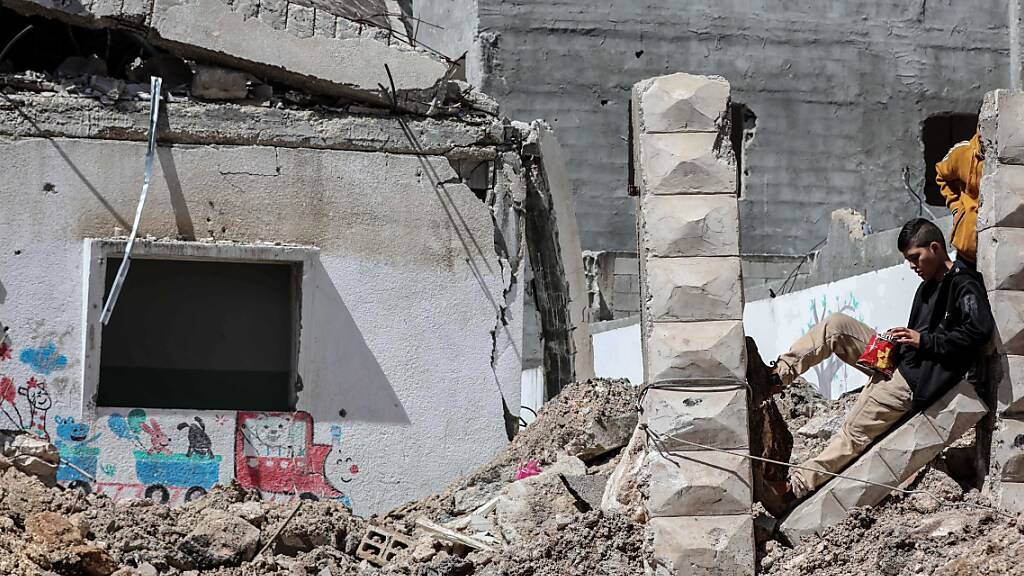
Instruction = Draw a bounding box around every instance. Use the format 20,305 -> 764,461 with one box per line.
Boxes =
991,290 -> 1024,355
3,0 -> 453,111
779,380 -> 987,544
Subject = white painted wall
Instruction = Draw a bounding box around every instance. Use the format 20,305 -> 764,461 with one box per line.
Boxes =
743,264 -> 922,399
0,137 -> 520,515
592,319 -> 643,386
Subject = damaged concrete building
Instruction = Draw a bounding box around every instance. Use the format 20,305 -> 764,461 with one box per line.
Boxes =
0,0 -> 592,515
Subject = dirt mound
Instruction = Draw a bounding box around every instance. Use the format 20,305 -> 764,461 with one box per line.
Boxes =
0,378 -> 648,576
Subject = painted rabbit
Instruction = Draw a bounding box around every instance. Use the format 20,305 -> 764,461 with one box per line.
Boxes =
139,418 -> 171,455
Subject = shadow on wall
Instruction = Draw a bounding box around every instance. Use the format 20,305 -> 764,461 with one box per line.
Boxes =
302,257 -> 410,425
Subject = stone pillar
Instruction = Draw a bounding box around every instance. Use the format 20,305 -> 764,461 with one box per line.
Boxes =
978,90 -> 1024,511
632,73 -> 753,575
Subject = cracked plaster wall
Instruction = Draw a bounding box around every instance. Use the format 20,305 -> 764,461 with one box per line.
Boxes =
0,132 -> 521,514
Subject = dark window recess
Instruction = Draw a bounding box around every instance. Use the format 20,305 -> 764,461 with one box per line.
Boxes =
729,103 -> 757,197
98,258 -> 299,411
922,113 -> 979,206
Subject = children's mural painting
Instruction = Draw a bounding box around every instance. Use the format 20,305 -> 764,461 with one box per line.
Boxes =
0,327 -> 359,507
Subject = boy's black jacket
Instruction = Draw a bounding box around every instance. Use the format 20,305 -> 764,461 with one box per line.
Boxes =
904,260 -> 994,411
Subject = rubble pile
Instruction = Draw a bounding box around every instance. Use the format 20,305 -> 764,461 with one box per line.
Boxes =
0,378 -> 650,576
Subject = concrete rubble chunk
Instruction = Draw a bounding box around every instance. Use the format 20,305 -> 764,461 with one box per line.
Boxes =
178,508 -> 261,569
642,195 -> 740,257
995,355 -> 1024,414
647,320 -> 746,383
978,164 -> 1024,230
641,387 -> 749,450
649,515 -> 754,576
644,450 -> 752,517
639,132 -> 735,195
636,73 -> 730,133
978,228 -> 1024,290
495,472 -> 584,543
991,290 -> 1024,356
993,416 -> 1024,482
645,257 -> 743,321
779,380 -> 987,544
600,428 -> 648,522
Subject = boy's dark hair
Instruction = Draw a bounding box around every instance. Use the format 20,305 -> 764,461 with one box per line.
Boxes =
897,218 -> 946,252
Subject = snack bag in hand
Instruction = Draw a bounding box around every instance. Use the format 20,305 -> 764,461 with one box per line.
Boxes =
856,333 -> 898,379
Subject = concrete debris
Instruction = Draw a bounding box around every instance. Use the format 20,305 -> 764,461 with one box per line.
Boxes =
0,379 -> 650,575
190,65 -> 254,100
4,434 -> 59,486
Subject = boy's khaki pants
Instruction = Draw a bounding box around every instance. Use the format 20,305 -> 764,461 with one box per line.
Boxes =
775,313 -> 914,496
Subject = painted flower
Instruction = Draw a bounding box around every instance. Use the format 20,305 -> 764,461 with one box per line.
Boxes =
19,343 -> 68,375
0,377 -> 14,404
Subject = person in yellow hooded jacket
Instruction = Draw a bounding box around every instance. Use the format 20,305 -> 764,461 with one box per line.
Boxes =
935,131 -> 984,266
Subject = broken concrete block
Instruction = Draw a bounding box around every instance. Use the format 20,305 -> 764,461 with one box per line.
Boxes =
640,132 -> 735,195
642,195 -> 740,257
779,380 -> 986,543
991,290 -> 1024,356
827,451 -> 900,510
645,257 -> 743,321
190,66 -> 251,100
495,473 -> 583,543
600,428 -> 648,522
312,9 -> 337,38
644,450 -> 751,517
635,73 -> 730,134
649,515 -> 754,576
178,509 -> 260,569
874,413 -> 946,479
286,3 -> 315,39
993,416 -> 1024,482
995,355 -> 1024,414
647,320 -> 746,383
778,488 -> 847,545
978,164 -> 1024,230
978,228 -> 1024,291
574,413 -> 639,461
641,387 -> 749,450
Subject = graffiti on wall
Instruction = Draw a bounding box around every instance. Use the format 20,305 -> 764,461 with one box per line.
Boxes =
0,329 -> 63,440
236,411 -> 358,506
54,416 -> 101,489
96,410 -> 223,504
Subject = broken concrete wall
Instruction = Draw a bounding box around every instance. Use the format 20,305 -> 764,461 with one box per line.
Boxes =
978,89 -> 1024,513
0,91 -> 531,515
3,0 -> 453,111
519,122 -> 593,399
631,72 -> 753,575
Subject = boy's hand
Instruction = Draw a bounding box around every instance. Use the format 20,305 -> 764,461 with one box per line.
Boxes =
888,327 -> 921,348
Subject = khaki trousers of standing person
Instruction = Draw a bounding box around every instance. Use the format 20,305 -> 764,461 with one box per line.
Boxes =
774,312 -> 914,496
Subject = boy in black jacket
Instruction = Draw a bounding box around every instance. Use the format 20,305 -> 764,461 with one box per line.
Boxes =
770,218 -> 993,498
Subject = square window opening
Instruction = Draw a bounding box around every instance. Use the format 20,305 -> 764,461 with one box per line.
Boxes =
97,257 -> 300,412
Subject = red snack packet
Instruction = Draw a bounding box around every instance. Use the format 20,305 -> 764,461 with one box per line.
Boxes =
856,333 -> 898,379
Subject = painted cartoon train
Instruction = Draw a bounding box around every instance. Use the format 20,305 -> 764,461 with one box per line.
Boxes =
235,411 -> 357,505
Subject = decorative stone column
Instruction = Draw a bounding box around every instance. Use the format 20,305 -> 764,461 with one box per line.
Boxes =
978,90 -> 1024,511
631,73 -> 754,575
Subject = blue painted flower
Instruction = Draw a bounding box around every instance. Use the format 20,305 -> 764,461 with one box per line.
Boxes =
20,343 -> 68,375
